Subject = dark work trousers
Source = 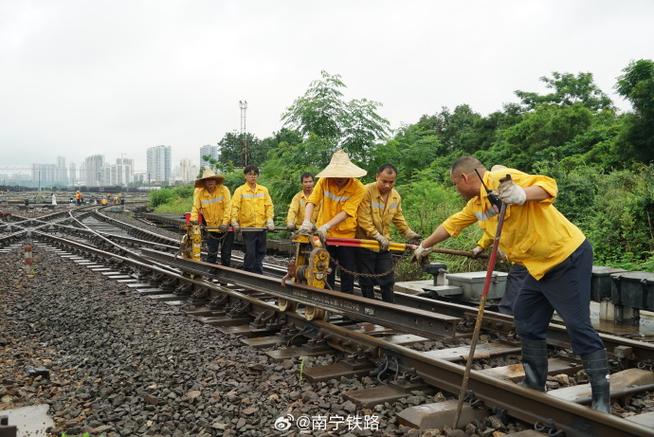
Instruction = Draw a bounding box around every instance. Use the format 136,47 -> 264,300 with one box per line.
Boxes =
205,231 -> 234,266
327,245 -> 357,293
357,248 -> 395,303
497,264 -> 529,315
242,230 -> 267,274
514,239 -> 604,356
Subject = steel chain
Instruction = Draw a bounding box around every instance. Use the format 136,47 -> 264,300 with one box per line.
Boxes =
329,252 -> 401,279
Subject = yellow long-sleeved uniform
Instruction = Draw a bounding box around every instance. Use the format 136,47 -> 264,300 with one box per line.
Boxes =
307,178 -> 365,238
191,185 -> 231,229
356,183 -> 412,240
286,191 -> 319,226
231,183 -> 274,228
442,167 -> 585,280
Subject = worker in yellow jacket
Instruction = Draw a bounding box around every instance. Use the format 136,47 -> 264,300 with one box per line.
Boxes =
191,168 -> 233,266
414,156 -> 609,413
299,150 -> 366,292
286,172 -> 319,230
356,163 -> 420,303
231,165 -> 274,273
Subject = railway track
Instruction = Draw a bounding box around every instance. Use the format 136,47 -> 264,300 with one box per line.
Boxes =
2,207 -> 654,436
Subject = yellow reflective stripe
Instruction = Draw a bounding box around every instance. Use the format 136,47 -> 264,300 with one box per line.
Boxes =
324,190 -> 351,202
241,193 -> 265,199
200,196 -> 224,205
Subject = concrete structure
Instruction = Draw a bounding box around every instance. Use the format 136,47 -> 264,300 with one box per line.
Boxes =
147,145 -> 172,184
69,162 -> 77,186
83,155 -> 105,187
31,163 -> 57,188
174,159 -> 198,183
200,144 -> 218,168
56,156 -> 67,186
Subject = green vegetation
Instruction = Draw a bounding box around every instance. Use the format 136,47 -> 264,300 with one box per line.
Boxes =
153,60 -> 654,273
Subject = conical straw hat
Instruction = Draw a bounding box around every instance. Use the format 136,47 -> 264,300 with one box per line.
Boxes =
316,150 -> 367,178
195,168 -> 225,188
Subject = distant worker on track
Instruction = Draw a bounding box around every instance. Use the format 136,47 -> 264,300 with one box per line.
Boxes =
286,172 -> 319,231
414,156 -> 610,413
299,150 -> 366,293
356,163 -> 420,303
191,169 -> 234,266
75,191 -> 82,206
231,165 -> 274,274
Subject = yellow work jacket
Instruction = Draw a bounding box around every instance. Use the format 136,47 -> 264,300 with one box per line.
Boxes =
356,183 -> 411,240
442,168 -> 585,280
307,178 -> 365,238
286,191 -> 319,226
231,183 -> 274,228
191,185 -> 231,230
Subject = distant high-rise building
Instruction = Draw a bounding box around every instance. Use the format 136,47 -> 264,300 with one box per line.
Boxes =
115,158 -> 134,186
146,145 -> 172,184
175,159 -> 198,183
56,156 -> 67,185
200,144 -> 218,168
31,163 -> 57,188
69,162 -> 77,185
84,155 -> 105,186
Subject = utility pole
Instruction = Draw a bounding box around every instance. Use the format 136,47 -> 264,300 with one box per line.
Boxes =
239,100 -> 248,166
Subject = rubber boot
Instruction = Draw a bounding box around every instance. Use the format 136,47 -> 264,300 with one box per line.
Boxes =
380,284 -> 394,303
581,349 -> 611,413
520,339 -> 548,391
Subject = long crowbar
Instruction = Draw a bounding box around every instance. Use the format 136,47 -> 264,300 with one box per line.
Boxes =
453,174 -> 511,428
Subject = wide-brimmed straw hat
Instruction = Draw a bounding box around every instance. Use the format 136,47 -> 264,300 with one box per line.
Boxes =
195,168 -> 225,188
316,150 -> 367,178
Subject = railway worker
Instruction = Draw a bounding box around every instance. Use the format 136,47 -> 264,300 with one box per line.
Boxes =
413,156 -> 610,413
51,192 -> 57,206
75,191 -> 82,206
191,168 -> 234,266
471,164 -> 529,315
356,163 -> 421,303
299,149 -> 366,293
286,173 -> 319,231
231,165 -> 274,274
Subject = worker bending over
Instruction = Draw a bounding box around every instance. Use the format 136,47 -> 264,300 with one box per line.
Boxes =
286,173 -> 319,231
356,163 -> 420,303
414,156 -> 610,413
191,168 -> 234,266
231,165 -> 274,274
299,150 -> 366,293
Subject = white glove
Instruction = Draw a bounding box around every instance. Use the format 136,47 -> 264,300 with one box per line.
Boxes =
317,224 -> 330,241
498,179 -> 526,205
266,219 -> 275,231
286,223 -> 296,231
374,234 -> 390,251
413,242 -> 433,262
231,221 -> 240,232
298,220 -> 314,234
471,246 -> 484,257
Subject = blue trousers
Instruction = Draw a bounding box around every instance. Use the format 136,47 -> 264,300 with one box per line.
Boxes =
242,230 -> 266,274
514,240 -> 604,356
498,264 -> 529,315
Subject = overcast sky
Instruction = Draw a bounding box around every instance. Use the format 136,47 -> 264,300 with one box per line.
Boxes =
1,0 -> 652,172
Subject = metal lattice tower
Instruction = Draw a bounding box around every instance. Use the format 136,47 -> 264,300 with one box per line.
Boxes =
239,100 -> 248,166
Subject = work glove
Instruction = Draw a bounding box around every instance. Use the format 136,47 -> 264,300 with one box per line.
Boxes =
231,221 -> 240,233
471,245 -> 484,257
374,234 -> 390,252
286,223 -> 296,231
404,230 -> 421,245
413,242 -> 433,263
498,179 -> 526,205
316,224 -> 330,243
218,224 -> 228,232
266,219 -> 275,231
298,220 -> 314,234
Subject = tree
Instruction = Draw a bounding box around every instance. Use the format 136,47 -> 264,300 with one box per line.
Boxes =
282,71 -> 389,164
516,72 -> 613,112
617,59 -> 654,163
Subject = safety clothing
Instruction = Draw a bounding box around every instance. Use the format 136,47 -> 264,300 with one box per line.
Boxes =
266,219 -> 275,231
520,338 -> 548,391
441,167 -> 585,280
498,178 -> 527,205
286,223 -> 297,231
191,185 -> 231,228
582,349 -> 611,413
356,182 -> 414,241
404,230 -> 421,244
231,183 -> 274,228
286,191 -> 319,227
307,177 -> 365,238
